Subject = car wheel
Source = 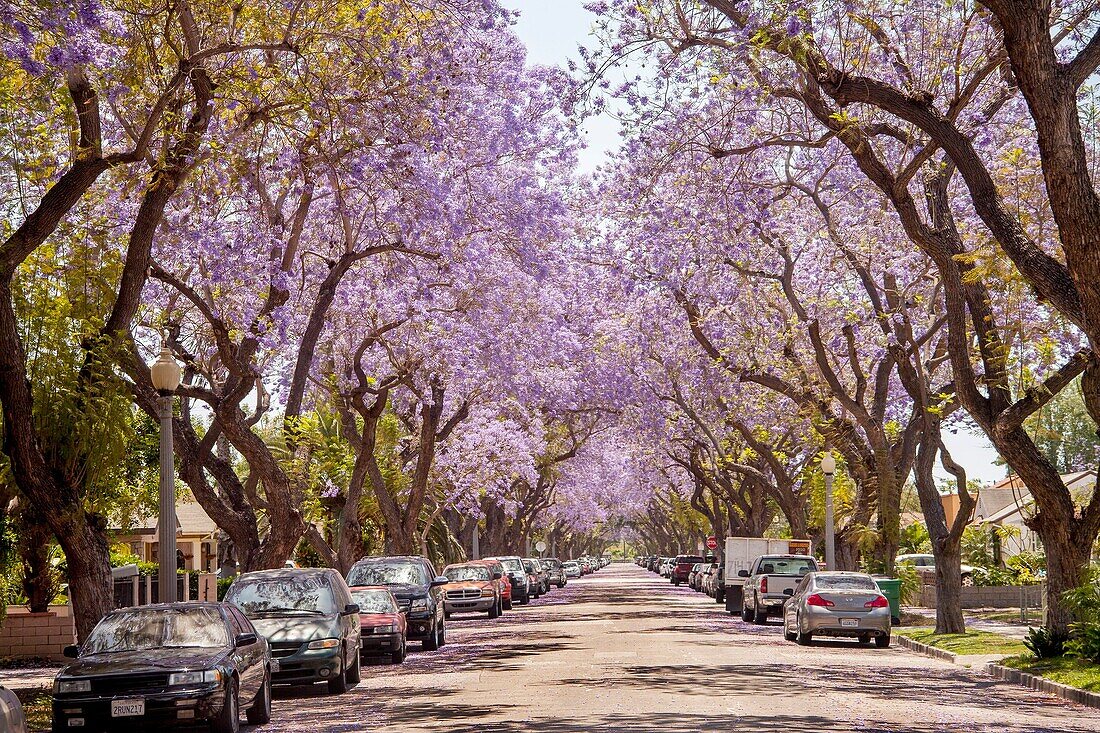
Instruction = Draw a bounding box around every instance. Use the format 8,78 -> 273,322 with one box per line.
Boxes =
211,678 -> 240,733
489,600 -> 500,619
784,623 -> 797,642
345,647 -> 361,684
327,654 -> 349,694
438,619 -> 447,647
741,604 -> 753,623
246,669 -> 272,725
753,603 -> 768,625
875,634 -> 891,648
391,639 -> 406,664
715,589 -> 724,604
961,573 -> 974,587
423,619 -> 440,650
504,598 -> 513,610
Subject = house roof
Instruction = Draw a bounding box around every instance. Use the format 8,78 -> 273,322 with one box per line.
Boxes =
113,502 -> 218,537
978,470 -> 1096,524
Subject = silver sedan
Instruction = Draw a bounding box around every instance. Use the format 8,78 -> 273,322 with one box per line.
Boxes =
782,571 -> 891,647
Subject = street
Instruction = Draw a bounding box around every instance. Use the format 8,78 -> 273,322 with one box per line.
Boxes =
262,564 -> 1099,732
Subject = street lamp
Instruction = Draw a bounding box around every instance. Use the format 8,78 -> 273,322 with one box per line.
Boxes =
150,347 -> 181,603
821,452 -> 836,572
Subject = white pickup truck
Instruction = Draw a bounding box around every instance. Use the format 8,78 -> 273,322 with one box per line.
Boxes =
739,554 -> 819,624
722,537 -> 811,614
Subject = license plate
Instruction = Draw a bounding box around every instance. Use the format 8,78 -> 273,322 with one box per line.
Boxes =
111,699 -> 144,717
840,618 -> 859,628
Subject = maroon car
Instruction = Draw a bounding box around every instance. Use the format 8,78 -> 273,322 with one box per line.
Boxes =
349,586 -> 408,664
671,555 -> 705,586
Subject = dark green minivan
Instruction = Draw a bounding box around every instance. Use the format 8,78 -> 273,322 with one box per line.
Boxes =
225,568 -> 361,694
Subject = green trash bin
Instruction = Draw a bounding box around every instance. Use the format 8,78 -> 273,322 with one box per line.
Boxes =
873,577 -> 901,625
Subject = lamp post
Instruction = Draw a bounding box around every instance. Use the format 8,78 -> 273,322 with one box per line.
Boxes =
821,452 -> 836,571
150,347 -> 181,603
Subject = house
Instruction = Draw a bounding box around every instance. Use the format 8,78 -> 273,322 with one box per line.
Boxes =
974,470 -> 1096,556
111,502 -> 220,572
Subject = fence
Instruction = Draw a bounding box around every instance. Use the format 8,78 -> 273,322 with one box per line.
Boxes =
111,566 -> 218,608
0,605 -> 76,661
917,583 -> 1043,611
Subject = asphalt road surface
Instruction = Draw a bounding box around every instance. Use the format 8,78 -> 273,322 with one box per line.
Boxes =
263,564 -> 1099,733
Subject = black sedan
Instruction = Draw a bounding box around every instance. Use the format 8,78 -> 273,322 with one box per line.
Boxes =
51,602 -> 271,733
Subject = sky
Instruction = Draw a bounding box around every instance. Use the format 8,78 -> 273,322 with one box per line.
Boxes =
500,1 -> 1007,487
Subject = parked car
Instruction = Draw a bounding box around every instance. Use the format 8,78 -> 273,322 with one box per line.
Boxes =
660,558 -> 674,578
441,563 -> 502,619
524,557 -> 551,594
783,571 -> 891,647
542,557 -> 567,588
476,558 -> 513,610
713,563 -> 726,603
741,555 -> 819,624
563,561 -> 582,578
485,556 -> 532,605
348,586 -> 408,663
1,685 -> 27,733
896,553 -> 979,586
522,558 -> 544,598
701,563 -> 719,596
346,556 -> 448,650
226,567 -> 361,693
51,602 -> 272,732
671,554 -> 704,586
688,563 -> 703,590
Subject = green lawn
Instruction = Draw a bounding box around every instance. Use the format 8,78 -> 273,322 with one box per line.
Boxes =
898,627 -> 1028,656
1000,655 -> 1100,692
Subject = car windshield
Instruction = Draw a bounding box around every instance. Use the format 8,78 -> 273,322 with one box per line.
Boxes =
815,575 -> 878,591
496,558 -> 524,573
677,555 -> 704,564
227,574 -> 337,616
444,566 -> 491,582
84,607 -> 228,654
760,558 -> 816,575
347,561 -> 428,587
349,589 -> 398,613
522,560 -> 536,573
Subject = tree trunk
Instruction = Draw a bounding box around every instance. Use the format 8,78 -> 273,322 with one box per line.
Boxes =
57,516 -> 113,641
17,508 -> 55,613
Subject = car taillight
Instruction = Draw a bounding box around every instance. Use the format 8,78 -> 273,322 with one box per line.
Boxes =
865,595 -> 889,608
806,593 -> 834,607
760,577 -> 768,593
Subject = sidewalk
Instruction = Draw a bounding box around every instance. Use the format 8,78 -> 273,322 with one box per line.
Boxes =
904,606 -> 1033,640
0,665 -> 60,691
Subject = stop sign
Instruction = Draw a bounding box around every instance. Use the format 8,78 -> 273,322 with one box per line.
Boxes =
706,536 -> 718,550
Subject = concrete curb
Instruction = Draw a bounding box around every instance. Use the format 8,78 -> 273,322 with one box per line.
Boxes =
894,633 -> 957,663
895,632 -> 1100,710
985,661 -> 1100,710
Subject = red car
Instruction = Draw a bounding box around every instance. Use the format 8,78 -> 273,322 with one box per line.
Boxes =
475,559 -> 512,610
349,586 -> 408,663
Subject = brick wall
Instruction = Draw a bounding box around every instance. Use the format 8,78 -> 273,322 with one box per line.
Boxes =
0,606 -> 76,661
916,584 -> 1043,609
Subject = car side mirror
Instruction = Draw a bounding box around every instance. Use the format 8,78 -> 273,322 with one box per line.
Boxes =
235,632 -> 259,647
493,571 -> 503,580
63,645 -> 80,659
738,570 -> 750,578
341,603 -> 360,616
430,576 -> 449,587
783,588 -> 794,597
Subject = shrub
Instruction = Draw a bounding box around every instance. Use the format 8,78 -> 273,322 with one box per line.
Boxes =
217,577 -> 234,601
1066,623 -> 1100,663
895,561 -> 921,605
1024,626 -> 1067,659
